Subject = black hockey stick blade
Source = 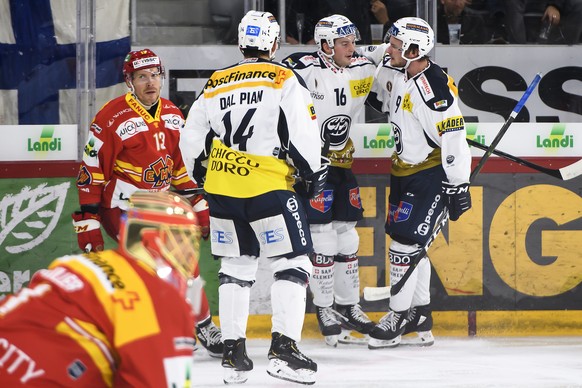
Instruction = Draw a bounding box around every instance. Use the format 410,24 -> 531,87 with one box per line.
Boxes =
467,139 -> 582,180
389,73 -> 542,298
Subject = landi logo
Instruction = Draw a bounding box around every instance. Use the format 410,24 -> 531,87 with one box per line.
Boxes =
536,124 -> 574,149
27,126 -> 62,152
465,123 -> 486,145
363,124 -> 395,149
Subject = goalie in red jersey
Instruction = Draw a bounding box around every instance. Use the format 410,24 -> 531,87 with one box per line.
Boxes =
72,48 -> 222,357
0,191 -> 206,387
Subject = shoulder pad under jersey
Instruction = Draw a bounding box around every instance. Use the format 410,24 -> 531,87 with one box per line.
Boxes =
413,63 -> 456,112
282,52 -> 319,70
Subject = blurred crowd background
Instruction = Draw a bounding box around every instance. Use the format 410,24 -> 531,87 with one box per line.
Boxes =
132,0 -> 582,46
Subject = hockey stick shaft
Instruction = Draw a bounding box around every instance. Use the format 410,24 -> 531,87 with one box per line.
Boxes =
467,138 -> 582,181
470,73 -> 542,181
383,73 -> 542,299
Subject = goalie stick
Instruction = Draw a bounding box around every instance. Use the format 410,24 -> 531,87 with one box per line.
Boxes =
364,73 -> 542,301
467,138 -> 582,181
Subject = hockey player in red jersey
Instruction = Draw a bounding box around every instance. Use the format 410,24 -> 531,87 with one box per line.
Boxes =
72,49 -> 222,357
0,191 -> 204,387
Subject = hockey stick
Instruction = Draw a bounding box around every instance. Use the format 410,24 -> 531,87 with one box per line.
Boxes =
363,73 -> 542,301
467,138 -> 582,180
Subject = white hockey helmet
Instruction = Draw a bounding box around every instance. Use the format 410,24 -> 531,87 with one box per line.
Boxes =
314,14 -> 361,51
238,10 -> 280,52
386,17 -> 434,56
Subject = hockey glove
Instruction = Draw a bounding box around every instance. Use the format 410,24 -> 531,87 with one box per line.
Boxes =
72,211 -> 104,252
192,159 -> 207,189
295,157 -> 330,199
191,195 -> 210,240
442,182 -> 472,221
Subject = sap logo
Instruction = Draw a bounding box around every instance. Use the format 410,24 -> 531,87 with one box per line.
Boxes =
259,229 -> 285,244
212,230 -> 233,244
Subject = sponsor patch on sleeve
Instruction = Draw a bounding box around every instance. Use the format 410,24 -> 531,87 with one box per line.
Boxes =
308,103 -> 317,120
436,116 -> 465,136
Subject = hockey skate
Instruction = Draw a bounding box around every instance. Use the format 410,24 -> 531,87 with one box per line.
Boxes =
368,309 -> 408,349
267,332 -> 317,385
401,305 -> 435,347
315,306 -> 343,347
196,316 -> 224,358
335,304 -> 376,345
222,338 -> 253,384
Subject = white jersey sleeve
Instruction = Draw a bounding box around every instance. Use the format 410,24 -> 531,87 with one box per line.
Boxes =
374,61 -> 471,185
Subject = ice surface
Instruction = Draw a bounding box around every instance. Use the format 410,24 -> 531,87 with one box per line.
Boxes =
192,337 -> 582,387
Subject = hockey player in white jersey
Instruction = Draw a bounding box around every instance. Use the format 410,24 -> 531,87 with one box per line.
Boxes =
281,15 -> 382,347
366,17 -> 472,349
180,10 -> 326,385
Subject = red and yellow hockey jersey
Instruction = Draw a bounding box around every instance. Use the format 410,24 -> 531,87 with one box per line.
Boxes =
0,250 -> 196,387
77,93 -> 197,210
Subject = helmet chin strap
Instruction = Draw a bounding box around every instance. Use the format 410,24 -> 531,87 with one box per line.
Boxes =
318,49 -> 344,71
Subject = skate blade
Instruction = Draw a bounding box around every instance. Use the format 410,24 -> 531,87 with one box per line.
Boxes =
324,335 -> 338,347
338,330 -> 369,345
400,332 -> 435,347
223,368 -> 249,384
267,358 -> 316,385
367,336 -> 401,350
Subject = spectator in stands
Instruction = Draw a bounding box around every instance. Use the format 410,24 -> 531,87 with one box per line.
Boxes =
505,0 -> 582,44
437,0 -> 490,44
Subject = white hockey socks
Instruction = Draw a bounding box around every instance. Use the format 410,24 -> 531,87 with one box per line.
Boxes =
271,280 -> 307,341
219,283 -> 250,340
333,254 -> 360,306
309,223 -> 337,308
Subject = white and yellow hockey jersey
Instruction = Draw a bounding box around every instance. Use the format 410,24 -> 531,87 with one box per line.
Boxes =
372,57 -> 471,186
180,58 -> 322,198
281,50 -> 378,168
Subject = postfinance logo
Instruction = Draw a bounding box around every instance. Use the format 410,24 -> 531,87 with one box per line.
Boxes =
27,126 -> 61,153
363,124 -> 395,150
536,124 -> 574,150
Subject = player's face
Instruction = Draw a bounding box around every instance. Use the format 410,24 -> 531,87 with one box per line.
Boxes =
332,35 -> 357,67
387,37 -> 406,67
131,68 -> 162,106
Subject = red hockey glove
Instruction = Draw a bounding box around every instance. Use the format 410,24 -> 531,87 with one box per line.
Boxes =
190,195 -> 210,240
72,211 -> 104,252
442,182 -> 472,221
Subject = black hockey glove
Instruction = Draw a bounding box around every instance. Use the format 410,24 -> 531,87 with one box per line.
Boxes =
442,182 -> 471,221
192,159 -> 207,189
295,157 -> 329,199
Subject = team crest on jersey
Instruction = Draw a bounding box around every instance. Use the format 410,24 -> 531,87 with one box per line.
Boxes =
349,188 -> 362,209
144,156 -> 174,188
309,189 -> 333,213
322,115 -> 351,147
402,93 -> 413,112
76,165 -> 92,186
388,201 -> 413,224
